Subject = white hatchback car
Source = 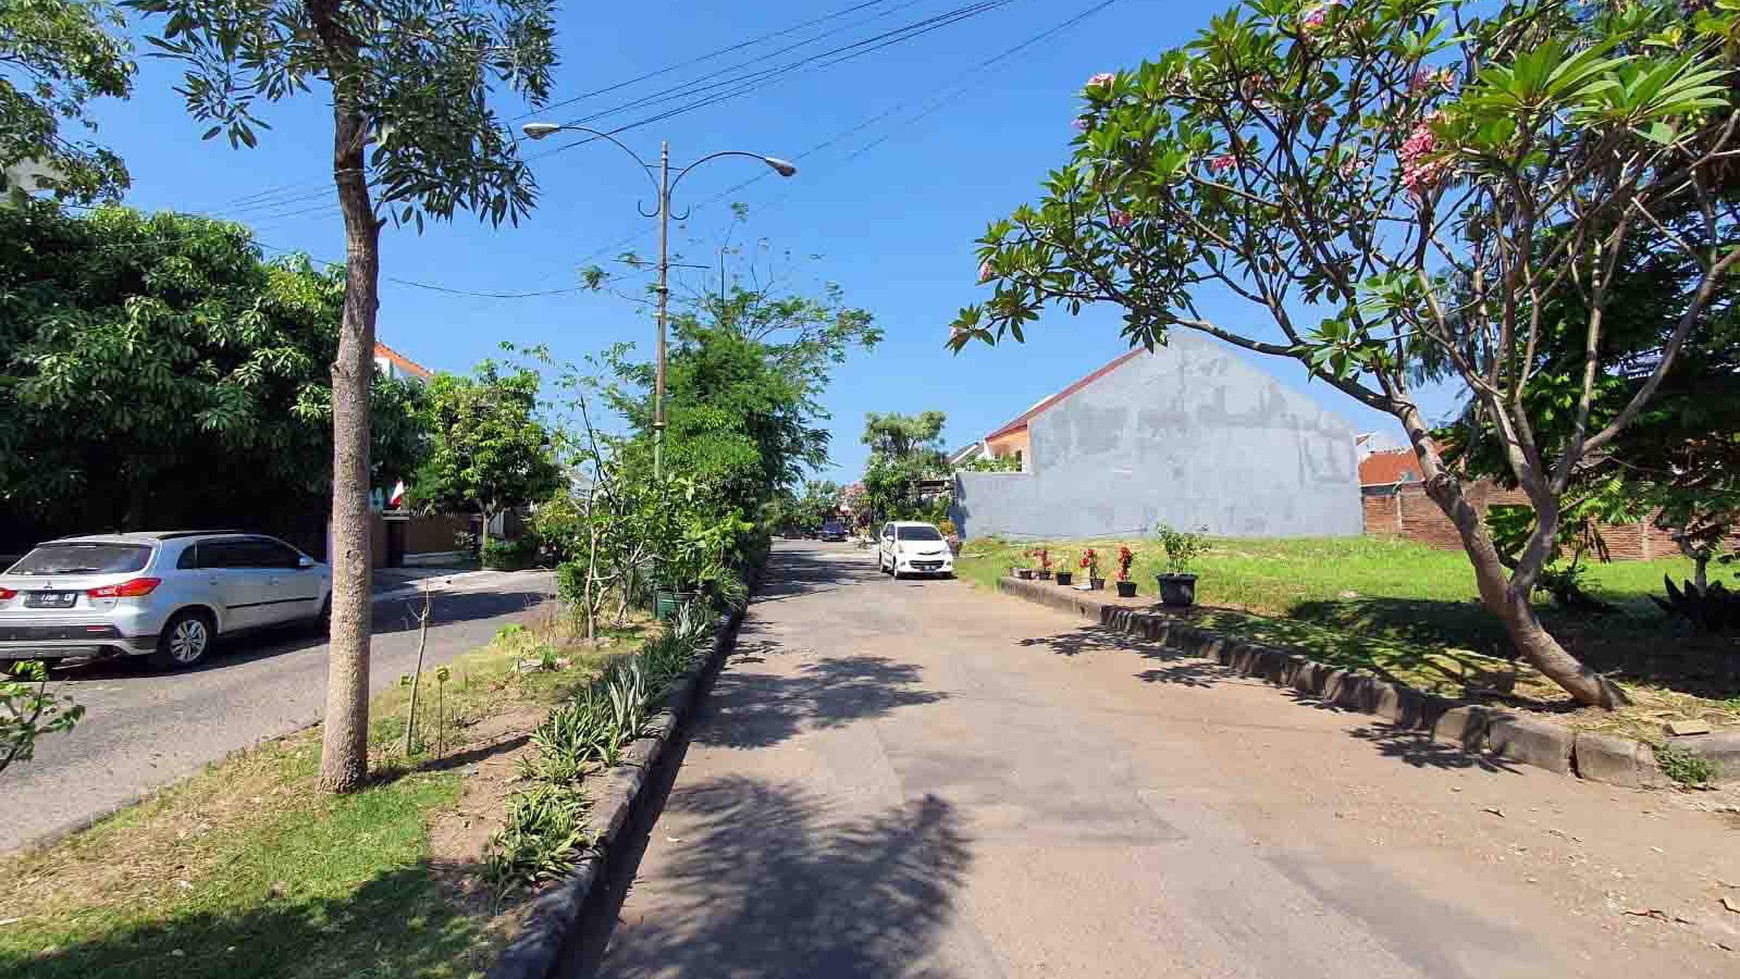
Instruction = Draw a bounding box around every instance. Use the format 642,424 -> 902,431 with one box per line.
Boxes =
0,531 -> 330,669
876,521 -> 954,579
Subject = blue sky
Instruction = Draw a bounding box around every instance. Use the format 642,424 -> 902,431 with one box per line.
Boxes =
96,0 -> 1455,483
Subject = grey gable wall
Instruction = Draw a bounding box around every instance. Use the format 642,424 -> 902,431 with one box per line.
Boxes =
953,332 -> 1361,539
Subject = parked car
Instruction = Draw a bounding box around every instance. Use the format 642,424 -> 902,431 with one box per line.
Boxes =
0,532 -> 331,669
876,521 -> 955,579
819,518 -> 849,543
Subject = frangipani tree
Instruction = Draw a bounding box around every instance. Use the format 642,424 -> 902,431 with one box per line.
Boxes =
950,0 -> 1739,707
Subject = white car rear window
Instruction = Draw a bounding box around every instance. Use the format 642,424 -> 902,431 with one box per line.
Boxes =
10,542 -> 151,575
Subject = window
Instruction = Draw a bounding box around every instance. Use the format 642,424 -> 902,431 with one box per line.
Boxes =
249,539 -> 304,569
9,542 -> 151,575
194,540 -> 249,569
882,523 -> 894,539
896,525 -> 943,542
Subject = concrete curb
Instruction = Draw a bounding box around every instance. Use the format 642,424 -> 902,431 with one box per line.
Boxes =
486,597 -> 749,979
996,575 -> 1731,787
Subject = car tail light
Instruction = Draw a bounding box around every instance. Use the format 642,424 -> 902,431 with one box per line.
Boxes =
0,587 -> 14,600
88,577 -> 162,599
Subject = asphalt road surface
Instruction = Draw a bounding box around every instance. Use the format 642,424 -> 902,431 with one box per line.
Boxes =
581,541 -> 1739,979
2,569 -> 553,853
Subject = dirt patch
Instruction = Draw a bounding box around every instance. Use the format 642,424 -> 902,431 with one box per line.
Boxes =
426,706 -> 545,909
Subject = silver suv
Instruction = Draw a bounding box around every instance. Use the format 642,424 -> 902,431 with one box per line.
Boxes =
0,532 -> 331,669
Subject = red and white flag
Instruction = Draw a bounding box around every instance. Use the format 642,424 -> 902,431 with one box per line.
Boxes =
388,480 -> 406,508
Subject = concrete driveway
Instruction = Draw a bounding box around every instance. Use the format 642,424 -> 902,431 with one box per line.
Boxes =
2,568 -> 553,853
583,541 -> 1738,979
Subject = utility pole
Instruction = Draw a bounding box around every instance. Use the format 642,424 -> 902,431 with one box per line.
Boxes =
654,141 -> 670,480
518,122 -> 795,483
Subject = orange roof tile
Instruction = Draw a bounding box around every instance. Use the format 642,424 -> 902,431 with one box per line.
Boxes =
1359,448 -> 1422,487
374,340 -> 432,379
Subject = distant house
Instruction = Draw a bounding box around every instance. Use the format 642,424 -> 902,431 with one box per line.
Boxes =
1358,447 -> 1424,493
952,335 -> 1362,540
374,340 -> 433,383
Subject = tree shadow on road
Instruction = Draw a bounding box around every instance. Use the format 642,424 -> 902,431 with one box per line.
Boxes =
752,544 -> 875,604
1019,624 -> 1238,688
695,648 -> 947,751
582,776 -> 972,979
1346,722 -> 1520,773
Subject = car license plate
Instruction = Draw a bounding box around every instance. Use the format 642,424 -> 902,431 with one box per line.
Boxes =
25,591 -> 78,609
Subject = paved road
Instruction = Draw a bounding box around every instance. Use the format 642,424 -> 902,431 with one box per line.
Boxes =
586,541 -> 1739,979
2,569 -> 553,853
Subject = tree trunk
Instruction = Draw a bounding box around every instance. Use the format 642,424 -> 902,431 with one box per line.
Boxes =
1421,472 -> 1629,708
479,506 -> 493,562
316,73 -> 381,794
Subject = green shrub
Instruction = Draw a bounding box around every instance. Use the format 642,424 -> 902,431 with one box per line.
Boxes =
483,536 -> 537,570
482,782 -> 592,900
1654,741 -> 1720,787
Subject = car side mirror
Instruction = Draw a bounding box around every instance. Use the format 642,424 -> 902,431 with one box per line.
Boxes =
298,555 -> 315,569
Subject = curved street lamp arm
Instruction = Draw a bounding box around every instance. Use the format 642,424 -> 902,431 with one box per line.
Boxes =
537,124 -> 662,203
667,150 -> 786,197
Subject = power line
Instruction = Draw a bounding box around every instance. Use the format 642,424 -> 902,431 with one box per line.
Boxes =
200,0 -> 919,217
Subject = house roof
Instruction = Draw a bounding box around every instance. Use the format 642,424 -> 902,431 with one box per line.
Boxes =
984,348 -> 1146,442
1359,448 -> 1422,487
374,340 -> 432,379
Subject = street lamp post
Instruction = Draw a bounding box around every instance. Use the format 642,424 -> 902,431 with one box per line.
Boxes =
522,122 -> 796,479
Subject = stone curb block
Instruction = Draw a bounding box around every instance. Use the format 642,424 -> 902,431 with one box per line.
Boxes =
996,574 -> 1712,788
1572,731 -> 1666,788
488,590 -> 751,979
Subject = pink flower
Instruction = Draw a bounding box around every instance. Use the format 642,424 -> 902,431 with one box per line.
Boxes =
1300,1 -> 1341,32
1398,112 -> 1449,195
1087,72 -> 1116,90
1109,209 -> 1132,228
1072,116 -> 1090,132
1208,153 -> 1238,174
978,261 -> 994,284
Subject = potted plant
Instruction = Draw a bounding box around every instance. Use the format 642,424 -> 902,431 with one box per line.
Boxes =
1031,547 -> 1054,580
1054,550 -> 1074,587
940,518 -> 962,556
1155,525 -> 1208,607
1080,548 -> 1104,590
1114,546 -> 1138,598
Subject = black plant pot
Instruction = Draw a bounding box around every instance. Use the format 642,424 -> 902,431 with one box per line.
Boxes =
1157,573 -> 1197,608
1087,577 -> 1105,591
1055,571 -> 1074,586
1039,570 -> 1053,580
1014,568 -> 1034,580
1115,580 -> 1137,598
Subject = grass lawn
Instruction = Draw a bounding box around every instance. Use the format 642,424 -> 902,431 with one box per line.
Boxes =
959,535 -> 1740,740
0,608 -> 637,979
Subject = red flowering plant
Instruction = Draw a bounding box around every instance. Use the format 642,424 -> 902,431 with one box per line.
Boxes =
949,0 -> 1739,710
1079,547 -> 1100,580
1027,547 -> 1052,574
1115,546 -> 1135,582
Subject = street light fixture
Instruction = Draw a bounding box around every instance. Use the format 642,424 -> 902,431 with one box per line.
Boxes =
522,123 -> 797,478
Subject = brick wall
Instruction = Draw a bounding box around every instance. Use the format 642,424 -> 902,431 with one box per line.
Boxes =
1363,480 -> 1527,550
1361,481 -> 1732,560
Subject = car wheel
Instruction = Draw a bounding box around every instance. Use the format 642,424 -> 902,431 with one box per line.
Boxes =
151,610 -> 214,670
306,596 -> 332,635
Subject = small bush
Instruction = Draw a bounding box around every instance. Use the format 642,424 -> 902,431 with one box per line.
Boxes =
483,536 -> 537,570
482,782 -> 592,899
1654,741 -> 1720,787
